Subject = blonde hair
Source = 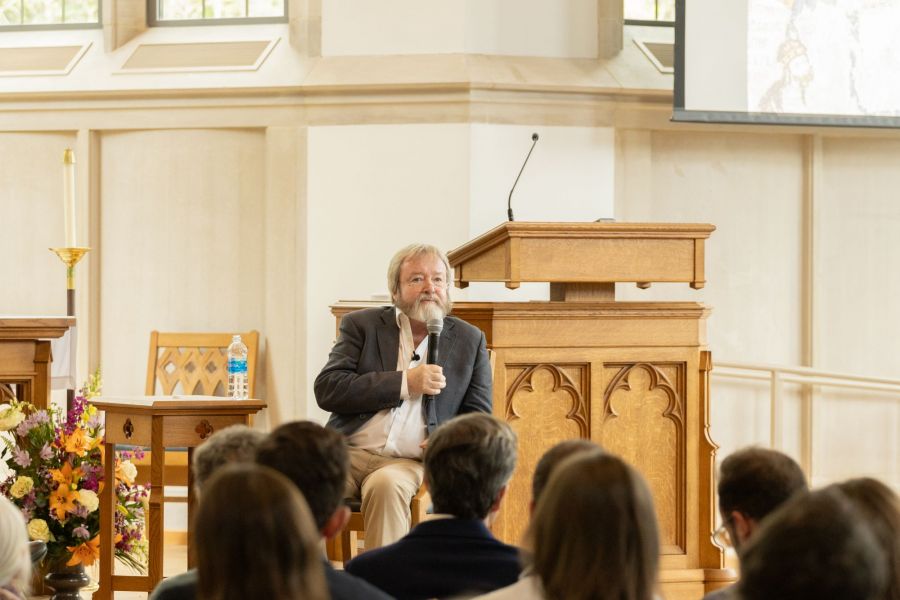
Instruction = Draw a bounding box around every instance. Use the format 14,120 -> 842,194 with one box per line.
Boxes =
386,243 -> 452,300
0,496 -> 31,595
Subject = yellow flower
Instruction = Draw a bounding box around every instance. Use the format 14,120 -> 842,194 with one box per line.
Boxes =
77,489 -> 99,513
66,535 -> 100,566
115,460 -> 137,486
9,475 -> 34,499
0,406 -> 25,431
26,519 -> 51,542
49,485 -> 78,520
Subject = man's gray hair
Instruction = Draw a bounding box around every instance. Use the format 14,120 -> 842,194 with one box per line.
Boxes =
192,424 -> 266,492
424,413 -> 517,520
386,243 -> 452,300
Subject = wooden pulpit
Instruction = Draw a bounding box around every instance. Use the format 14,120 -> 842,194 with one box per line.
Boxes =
0,317 -> 74,409
332,222 -> 732,599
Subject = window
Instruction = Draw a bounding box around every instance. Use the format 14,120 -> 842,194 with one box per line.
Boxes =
150,0 -> 285,25
0,0 -> 99,27
625,0 -> 675,25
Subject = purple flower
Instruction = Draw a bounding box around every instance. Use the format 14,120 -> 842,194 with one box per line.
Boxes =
39,443 -> 53,461
16,419 -> 32,437
65,395 -> 86,434
13,448 -> 31,468
73,525 -> 90,539
132,447 -> 145,460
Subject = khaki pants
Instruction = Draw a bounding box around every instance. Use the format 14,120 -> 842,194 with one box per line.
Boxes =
345,446 -> 424,550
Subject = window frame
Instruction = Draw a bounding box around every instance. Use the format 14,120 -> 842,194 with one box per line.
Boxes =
624,0 -> 675,27
147,0 -> 288,27
0,0 -> 102,30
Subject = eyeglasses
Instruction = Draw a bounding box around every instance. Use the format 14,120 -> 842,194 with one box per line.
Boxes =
404,275 -> 447,289
712,522 -> 733,549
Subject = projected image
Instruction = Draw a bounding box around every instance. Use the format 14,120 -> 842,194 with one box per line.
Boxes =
748,0 -> 900,118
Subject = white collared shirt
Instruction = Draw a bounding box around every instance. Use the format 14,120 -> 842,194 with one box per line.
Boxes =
347,309 -> 428,459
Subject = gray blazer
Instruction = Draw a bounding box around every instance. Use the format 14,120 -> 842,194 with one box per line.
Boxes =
314,306 -> 492,437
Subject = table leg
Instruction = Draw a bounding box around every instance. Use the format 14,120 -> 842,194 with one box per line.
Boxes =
148,418 -> 165,589
187,446 -> 196,569
93,442 -> 115,600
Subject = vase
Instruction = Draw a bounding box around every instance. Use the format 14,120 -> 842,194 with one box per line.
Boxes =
43,561 -> 90,600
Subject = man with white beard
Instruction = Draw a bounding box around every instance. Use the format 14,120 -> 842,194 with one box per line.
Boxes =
315,243 -> 493,550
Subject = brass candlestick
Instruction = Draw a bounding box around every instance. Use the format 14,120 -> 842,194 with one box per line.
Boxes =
50,247 -> 91,290
50,246 -> 90,411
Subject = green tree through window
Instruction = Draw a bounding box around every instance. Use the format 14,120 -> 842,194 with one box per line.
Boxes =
153,0 -> 284,24
625,0 -> 675,24
0,0 -> 98,26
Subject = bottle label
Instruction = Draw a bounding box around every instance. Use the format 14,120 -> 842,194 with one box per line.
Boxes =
227,358 -> 248,374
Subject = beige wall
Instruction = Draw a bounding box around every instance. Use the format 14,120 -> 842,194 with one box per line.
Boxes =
0,133 -> 76,316
99,129 -> 267,400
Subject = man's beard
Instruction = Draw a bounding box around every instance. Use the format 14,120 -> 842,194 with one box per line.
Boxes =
397,292 -> 451,323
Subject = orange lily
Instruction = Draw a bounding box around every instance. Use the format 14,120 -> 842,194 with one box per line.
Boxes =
49,485 -> 78,520
62,428 -> 88,456
66,535 -> 100,566
49,462 -> 83,488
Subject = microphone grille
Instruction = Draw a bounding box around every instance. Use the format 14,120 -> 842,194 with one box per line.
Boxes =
426,318 -> 444,335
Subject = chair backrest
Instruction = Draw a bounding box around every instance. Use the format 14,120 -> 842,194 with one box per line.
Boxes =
145,331 -> 259,397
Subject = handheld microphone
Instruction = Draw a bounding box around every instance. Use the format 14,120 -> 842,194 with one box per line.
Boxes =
425,318 -> 443,366
507,132 -> 539,222
423,318 -> 443,403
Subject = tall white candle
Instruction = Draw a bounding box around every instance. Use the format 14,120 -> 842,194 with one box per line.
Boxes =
63,148 -> 76,248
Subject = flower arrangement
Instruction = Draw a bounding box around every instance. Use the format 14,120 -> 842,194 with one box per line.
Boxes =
0,370 -> 149,572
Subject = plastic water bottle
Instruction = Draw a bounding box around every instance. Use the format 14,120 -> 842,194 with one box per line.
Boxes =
227,334 -> 249,400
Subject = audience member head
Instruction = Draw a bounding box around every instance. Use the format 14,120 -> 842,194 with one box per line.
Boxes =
716,447 -> 808,552
530,439 -> 600,510
837,478 -> 900,600
0,496 -> 30,598
528,451 -> 659,600
195,464 -> 327,600
387,243 -> 453,319
738,486 -> 887,600
423,413 -> 517,520
191,424 -> 265,495
255,420 -> 350,538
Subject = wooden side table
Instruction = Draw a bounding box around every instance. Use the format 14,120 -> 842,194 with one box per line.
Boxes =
89,398 -> 266,600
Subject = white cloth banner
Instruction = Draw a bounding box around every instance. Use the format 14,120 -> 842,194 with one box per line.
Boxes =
50,325 -> 76,390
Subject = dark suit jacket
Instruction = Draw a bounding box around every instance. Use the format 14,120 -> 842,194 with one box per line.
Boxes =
315,306 -> 492,437
148,562 -> 395,600
345,518 -> 521,600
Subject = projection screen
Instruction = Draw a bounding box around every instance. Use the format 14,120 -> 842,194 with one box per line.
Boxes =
674,0 -> 900,128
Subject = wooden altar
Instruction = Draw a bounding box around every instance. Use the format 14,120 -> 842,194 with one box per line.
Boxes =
0,316 -> 74,409
331,222 -> 732,599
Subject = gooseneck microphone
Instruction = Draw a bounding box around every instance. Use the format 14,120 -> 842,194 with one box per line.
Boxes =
423,318 -> 443,403
507,132 -> 540,222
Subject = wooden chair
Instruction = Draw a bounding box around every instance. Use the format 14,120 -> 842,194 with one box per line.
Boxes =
331,348 -> 496,563
134,331 -> 259,488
